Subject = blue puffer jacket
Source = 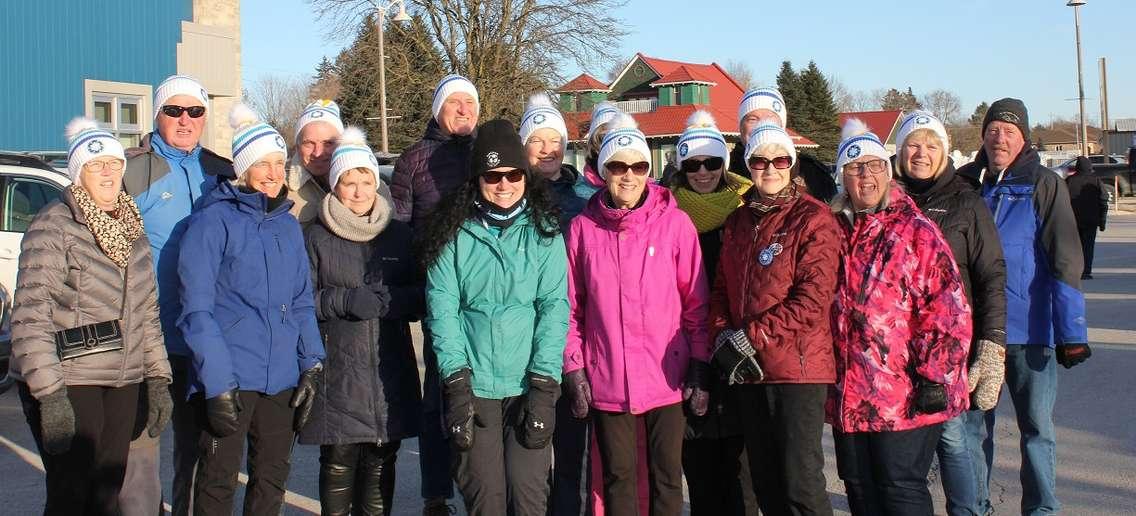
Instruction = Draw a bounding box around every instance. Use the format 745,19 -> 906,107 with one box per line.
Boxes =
389,119 -> 475,230
124,132 -> 235,357
548,164 -> 600,232
958,147 -> 1087,346
176,181 -> 325,398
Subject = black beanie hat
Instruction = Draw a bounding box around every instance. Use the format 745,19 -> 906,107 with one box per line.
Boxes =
982,97 -> 1030,141
470,119 -> 529,179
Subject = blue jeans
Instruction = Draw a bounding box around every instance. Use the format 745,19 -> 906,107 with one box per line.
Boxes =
973,345 -> 1059,515
937,413 -> 981,515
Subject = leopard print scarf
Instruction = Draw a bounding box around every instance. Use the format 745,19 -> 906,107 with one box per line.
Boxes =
69,184 -> 144,269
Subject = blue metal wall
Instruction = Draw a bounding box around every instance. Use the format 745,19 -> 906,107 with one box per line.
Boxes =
0,1 -> 193,151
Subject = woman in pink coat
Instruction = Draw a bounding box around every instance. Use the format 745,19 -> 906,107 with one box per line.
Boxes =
563,113 -> 712,516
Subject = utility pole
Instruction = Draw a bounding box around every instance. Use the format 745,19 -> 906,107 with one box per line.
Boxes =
372,0 -> 411,154
1068,0 -> 1089,156
1099,57 -> 1110,157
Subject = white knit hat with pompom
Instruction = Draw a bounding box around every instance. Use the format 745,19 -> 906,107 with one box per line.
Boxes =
835,118 -> 890,177
676,110 -> 729,169
329,126 -> 379,190
65,117 -> 126,181
596,112 -> 651,180
518,92 -> 568,152
230,103 -> 287,177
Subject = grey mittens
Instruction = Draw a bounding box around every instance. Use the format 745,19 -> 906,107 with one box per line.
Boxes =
39,388 -> 76,455
967,340 -> 1006,411
145,378 -> 174,437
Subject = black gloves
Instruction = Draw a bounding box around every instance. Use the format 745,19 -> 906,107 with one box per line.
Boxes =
346,287 -> 387,321
443,368 -> 476,451
38,388 -> 75,455
291,364 -> 323,432
145,377 -> 174,438
518,373 -> 559,449
1056,343 -> 1092,369
683,360 -> 712,417
912,378 -> 948,416
711,328 -> 765,384
564,369 -> 592,419
206,389 -> 244,437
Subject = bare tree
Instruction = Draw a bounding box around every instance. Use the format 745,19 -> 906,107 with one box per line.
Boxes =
243,74 -> 313,136
606,54 -> 634,83
725,60 -> 755,89
921,89 -> 963,125
310,0 -> 629,119
827,74 -> 881,113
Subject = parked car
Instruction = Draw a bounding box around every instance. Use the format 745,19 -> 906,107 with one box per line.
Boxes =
0,152 -> 71,295
0,282 -> 12,395
375,152 -> 399,184
1056,154 -> 1133,197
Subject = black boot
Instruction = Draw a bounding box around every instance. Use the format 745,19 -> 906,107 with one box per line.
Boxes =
319,444 -> 359,516
355,442 -> 401,516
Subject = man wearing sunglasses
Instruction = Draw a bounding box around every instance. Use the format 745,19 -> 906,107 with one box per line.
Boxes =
121,74 -> 235,516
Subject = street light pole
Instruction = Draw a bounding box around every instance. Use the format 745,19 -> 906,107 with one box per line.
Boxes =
372,0 -> 411,154
1069,0 -> 1089,156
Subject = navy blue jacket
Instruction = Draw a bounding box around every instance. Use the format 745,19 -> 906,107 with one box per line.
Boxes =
176,182 -> 325,398
389,119 -> 475,230
548,164 -> 600,232
958,148 -> 1087,346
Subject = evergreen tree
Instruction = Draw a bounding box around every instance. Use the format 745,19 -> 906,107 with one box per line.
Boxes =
776,61 -> 806,124
880,87 -> 921,112
969,101 -> 990,126
797,61 -> 840,162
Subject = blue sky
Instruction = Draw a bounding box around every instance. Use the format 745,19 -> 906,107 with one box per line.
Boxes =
242,0 -> 1135,125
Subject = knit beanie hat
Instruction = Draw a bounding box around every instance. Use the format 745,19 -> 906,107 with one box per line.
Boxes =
154,75 -> 209,117
471,119 -> 529,179
329,126 -> 379,190
896,110 -> 950,151
432,74 -> 480,122
597,113 -> 651,180
677,110 -> 729,169
835,118 -> 890,177
229,104 -> 288,177
744,122 -> 797,166
982,97 -> 1030,141
294,99 -> 345,143
587,101 -> 620,139
738,87 -> 787,128
65,117 -> 126,181
518,93 -> 568,152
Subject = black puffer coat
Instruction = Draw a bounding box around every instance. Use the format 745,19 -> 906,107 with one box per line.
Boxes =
1065,156 -> 1108,230
899,162 -> 1008,349
299,207 -> 425,445
390,118 -> 475,230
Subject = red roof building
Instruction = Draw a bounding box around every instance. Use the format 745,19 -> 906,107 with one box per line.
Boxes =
837,110 -> 904,147
555,53 -> 817,174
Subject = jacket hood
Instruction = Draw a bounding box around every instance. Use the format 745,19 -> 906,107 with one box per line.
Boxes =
583,182 -> 676,231
1073,156 -> 1094,176
898,158 -> 958,199
202,180 -> 294,220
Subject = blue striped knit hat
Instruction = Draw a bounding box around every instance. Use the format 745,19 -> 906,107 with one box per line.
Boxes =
738,87 -> 787,128
229,104 -> 287,177
294,99 -> 344,143
518,93 -> 568,152
329,126 -> 379,190
65,117 -> 126,181
676,110 -> 729,169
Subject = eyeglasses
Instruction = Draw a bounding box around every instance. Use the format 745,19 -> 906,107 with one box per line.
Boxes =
481,169 -> 525,184
160,105 -> 207,118
680,157 -> 724,174
84,159 -> 125,172
842,159 -> 888,177
747,155 -> 793,171
604,161 -> 650,176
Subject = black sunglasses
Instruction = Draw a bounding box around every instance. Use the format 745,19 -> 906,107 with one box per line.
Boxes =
482,169 -> 525,184
680,157 -> 724,174
160,105 -> 207,118
748,155 -> 794,171
605,161 -> 650,176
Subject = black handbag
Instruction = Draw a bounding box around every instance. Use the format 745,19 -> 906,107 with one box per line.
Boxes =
54,268 -> 127,361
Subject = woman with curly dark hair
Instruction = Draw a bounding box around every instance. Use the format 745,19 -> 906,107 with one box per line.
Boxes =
419,119 -> 569,516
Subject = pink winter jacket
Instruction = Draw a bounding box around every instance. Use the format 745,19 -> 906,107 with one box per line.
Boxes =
564,183 -> 711,414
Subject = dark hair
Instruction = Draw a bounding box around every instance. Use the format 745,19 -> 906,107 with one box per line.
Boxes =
416,171 -> 562,271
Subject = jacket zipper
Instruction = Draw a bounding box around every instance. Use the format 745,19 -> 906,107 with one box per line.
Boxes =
369,320 -> 383,442
262,224 -> 274,393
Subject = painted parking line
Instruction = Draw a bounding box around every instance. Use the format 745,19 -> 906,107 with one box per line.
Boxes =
0,433 -> 321,514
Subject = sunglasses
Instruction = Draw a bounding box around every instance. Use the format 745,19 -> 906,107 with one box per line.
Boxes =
680,157 -> 724,174
160,105 -> 207,118
481,169 -> 526,184
747,155 -> 794,171
605,161 -> 650,176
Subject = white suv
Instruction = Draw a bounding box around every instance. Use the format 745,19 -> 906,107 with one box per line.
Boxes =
0,153 -> 71,295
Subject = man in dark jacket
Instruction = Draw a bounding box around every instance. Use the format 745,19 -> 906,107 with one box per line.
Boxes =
389,73 -> 479,515
958,98 -> 1089,515
1065,156 -> 1109,279
121,74 -> 235,516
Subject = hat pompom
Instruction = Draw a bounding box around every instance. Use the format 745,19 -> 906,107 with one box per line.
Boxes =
339,126 -> 368,147
608,112 -> 638,131
686,110 -> 716,130
525,92 -> 556,110
841,118 -> 871,140
65,117 -> 100,142
229,103 -> 260,130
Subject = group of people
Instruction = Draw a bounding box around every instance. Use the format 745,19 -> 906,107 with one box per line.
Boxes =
8,71 -> 1093,516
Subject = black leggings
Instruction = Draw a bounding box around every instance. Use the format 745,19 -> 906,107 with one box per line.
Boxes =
19,381 -> 140,516
319,441 -> 401,516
